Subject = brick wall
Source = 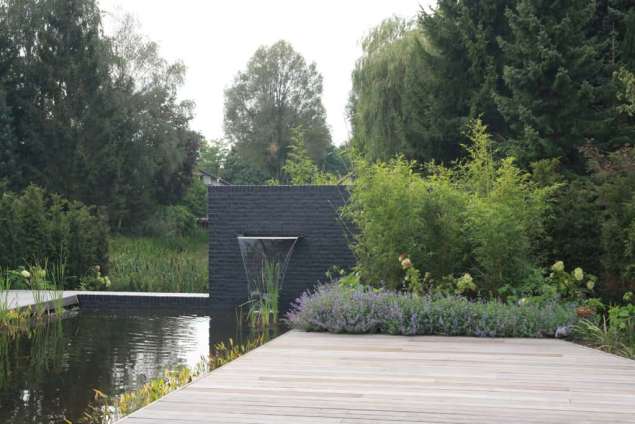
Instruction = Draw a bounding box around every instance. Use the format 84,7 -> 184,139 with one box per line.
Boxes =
208,185 -> 354,310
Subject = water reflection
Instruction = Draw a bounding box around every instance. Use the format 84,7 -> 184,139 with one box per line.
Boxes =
0,311 -> 218,423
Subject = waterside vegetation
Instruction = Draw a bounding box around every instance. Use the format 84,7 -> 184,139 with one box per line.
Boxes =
68,335 -> 266,424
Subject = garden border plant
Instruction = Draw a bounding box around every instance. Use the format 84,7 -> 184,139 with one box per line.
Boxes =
286,284 -> 578,338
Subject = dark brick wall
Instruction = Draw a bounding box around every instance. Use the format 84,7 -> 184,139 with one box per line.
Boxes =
208,185 -> 354,310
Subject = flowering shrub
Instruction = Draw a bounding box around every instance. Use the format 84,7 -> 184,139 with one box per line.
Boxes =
286,284 -> 577,337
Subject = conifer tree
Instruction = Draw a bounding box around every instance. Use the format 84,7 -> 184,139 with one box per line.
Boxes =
496,0 -> 631,170
418,0 -> 513,163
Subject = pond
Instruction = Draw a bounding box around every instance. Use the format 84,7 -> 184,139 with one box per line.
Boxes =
0,309 -> 272,423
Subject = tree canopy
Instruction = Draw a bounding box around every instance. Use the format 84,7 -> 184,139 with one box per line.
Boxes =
0,1 -> 201,229
224,40 -> 332,181
350,0 -> 635,172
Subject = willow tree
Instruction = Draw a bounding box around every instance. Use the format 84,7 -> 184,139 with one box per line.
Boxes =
349,17 -> 430,162
224,40 -> 331,180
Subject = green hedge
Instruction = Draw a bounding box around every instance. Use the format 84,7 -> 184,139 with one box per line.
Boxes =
0,185 -> 108,288
287,284 -> 578,337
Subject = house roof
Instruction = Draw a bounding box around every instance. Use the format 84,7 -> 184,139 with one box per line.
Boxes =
196,169 -> 230,185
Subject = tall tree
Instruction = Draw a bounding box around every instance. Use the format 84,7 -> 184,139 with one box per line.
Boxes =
224,40 -> 331,180
349,17 -> 430,162
0,3 -> 201,228
197,138 -> 228,176
0,87 -> 19,186
418,0 -> 513,163
495,0 -> 632,170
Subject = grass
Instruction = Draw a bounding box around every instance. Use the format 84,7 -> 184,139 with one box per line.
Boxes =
573,318 -> 635,359
108,232 -> 207,293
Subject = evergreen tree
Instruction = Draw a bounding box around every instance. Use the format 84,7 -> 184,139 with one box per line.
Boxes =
0,88 -> 19,186
495,0 -> 631,170
418,0 -> 513,163
0,2 -> 201,228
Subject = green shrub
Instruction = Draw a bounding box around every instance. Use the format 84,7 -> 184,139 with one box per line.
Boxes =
500,260 -> 597,305
287,284 -> 577,337
344,120 -> 555,296
344,157 -> 467,289
108,235 -> 207,292
0,185 -> 108,288
139,205 -> 198,238
541,176 -> 603,276
180,178 -> 208,218
460,121 -> 555,292
588,145 -> 635,291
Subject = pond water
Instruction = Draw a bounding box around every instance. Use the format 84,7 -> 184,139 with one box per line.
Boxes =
0,309 -> 270,423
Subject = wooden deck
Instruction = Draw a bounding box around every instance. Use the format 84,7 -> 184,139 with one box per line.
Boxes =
119,330 -> 635,423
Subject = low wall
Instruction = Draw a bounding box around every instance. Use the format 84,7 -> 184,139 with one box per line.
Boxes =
208,185 -> 354,310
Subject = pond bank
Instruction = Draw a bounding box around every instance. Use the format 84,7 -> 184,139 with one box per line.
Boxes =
4,290 -> 209,312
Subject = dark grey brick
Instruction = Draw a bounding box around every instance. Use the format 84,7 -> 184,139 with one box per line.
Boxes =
208,185 -> 355,310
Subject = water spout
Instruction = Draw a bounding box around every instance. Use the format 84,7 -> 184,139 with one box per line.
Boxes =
237,236 -> 299,326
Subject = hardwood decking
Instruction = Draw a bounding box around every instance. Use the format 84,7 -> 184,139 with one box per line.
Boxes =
119,330 -> 635,424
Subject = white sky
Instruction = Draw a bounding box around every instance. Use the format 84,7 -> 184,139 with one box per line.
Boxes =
98,0 -> 433,145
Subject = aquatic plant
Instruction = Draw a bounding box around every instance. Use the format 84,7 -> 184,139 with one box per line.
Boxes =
108,234 -> 207,293
245,258 -> 282,328
0,265 -> 64,336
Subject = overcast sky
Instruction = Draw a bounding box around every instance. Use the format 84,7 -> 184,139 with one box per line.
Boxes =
98,0 -> 433,145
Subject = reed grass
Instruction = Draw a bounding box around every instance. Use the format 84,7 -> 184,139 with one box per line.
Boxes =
0,265 -> 64,335
244,258 -> 282,328
108,233 -> 207,293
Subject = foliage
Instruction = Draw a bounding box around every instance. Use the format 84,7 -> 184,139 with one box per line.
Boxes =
279,129 -> 341,185
197,138 -> 228,176
350,1 -> 635,172
349,17 -> 430,162
287,284 -> 577,337
139,205 -> 198,238
79,266 -> 111,291
584,144 -> 635,298
459,120 -> 555,293
501,261 -> 597,305
344,155 -> 466,289
616,67 -> 635,117
495,0 -> 630,170
0,2 -> 201,228
572,290 -> 634,358
344,120 -> 554,296
244,258 -> 282,328
108,235 -> 207,293
1,266 -> 64,336
0,186 -> 108,289
573,318 -> 634,359
179,178 -> 208,219
537,170 -> 603,276
417,0 -> 511,164
221,147 -> 269,185
224,40 -> 332,180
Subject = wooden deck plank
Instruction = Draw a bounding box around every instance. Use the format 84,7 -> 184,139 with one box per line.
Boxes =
118,330 -> 635,423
